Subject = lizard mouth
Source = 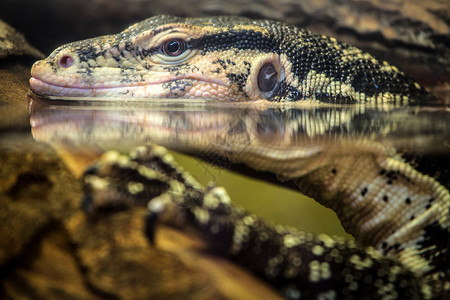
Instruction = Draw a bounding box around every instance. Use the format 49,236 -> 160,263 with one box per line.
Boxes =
29,75 -> 230,99
29,59 -> 230,99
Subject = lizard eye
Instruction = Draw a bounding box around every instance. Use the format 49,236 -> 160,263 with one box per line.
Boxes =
162,39 -> 186,57
258,63 -> 277,92
150,34 -> 195,65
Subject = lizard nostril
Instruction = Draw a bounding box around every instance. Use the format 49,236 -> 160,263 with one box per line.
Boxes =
59,55 -> 74,68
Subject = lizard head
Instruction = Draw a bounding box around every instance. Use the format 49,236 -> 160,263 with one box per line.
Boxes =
30,15 -> 289,101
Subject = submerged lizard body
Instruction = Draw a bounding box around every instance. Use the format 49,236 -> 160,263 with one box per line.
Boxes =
30,16 -> 448,299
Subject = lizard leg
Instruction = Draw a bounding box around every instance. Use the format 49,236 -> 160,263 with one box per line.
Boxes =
83,144 -> 424,299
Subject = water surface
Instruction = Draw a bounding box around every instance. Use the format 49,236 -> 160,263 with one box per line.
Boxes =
26,95 -> 450,237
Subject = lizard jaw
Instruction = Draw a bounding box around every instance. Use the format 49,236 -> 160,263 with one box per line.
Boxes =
30,75 -> 232,99
30,57 -> 233,99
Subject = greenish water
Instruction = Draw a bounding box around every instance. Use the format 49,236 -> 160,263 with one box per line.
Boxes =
171,151 -> 352,238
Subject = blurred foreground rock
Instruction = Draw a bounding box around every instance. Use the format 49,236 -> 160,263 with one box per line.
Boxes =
0,137 -> 282,299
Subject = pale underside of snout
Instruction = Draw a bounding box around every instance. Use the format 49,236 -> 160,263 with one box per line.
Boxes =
29,76 -> 233,99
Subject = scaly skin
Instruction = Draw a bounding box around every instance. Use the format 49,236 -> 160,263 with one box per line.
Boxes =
30,15 -> 433,105
82,142 -> 449,299
30,16 -> 448,299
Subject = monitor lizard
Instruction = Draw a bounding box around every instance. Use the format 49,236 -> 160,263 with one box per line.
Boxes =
29,15 -> 449,299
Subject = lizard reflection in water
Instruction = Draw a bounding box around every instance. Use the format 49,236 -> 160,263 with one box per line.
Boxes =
29,16 -> 448,299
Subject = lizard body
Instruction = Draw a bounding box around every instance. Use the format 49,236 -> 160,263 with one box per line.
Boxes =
30,16 -> 449,299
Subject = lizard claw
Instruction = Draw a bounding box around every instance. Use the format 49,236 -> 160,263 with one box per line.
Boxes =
145,196 -> 169,245
81,194 -> 94,214
145,212 -> 158,245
